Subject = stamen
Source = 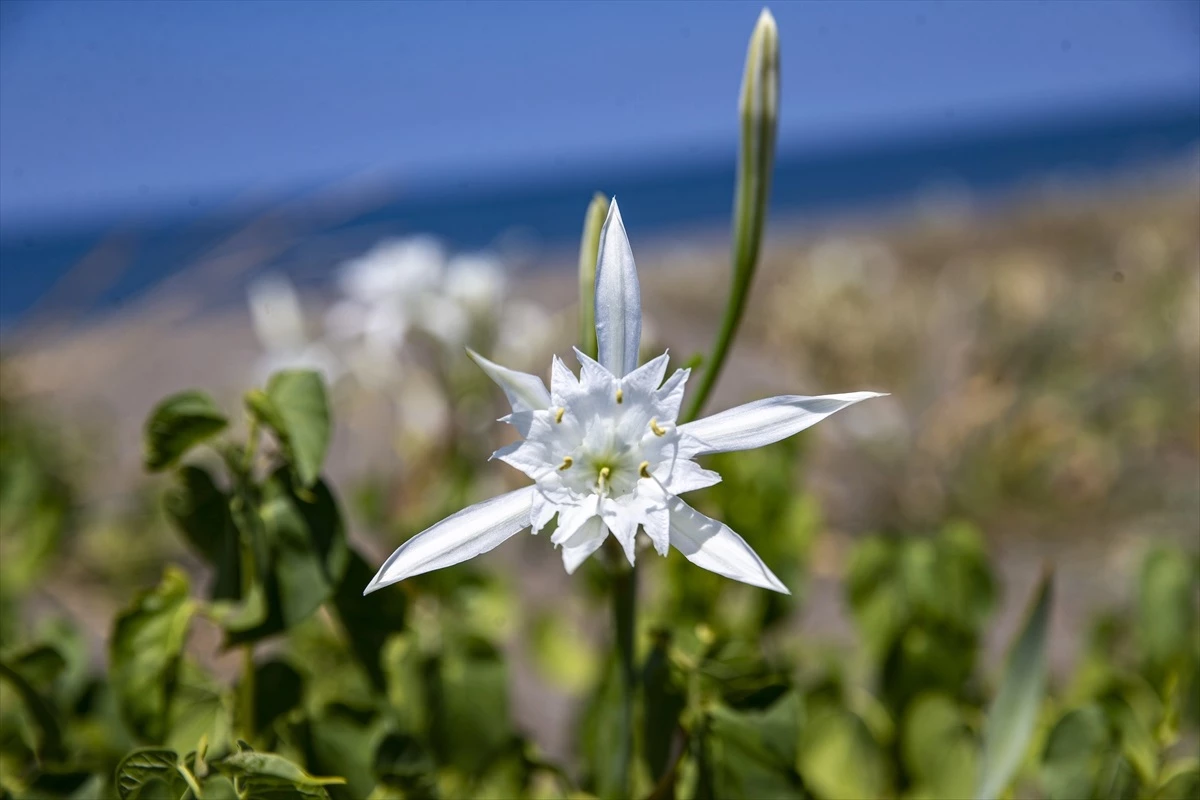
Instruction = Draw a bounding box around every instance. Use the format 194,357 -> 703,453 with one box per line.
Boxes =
639,461 -> 651,479
649,418 -> 668,437
598,466 -> 611,492
615,388 -> 624,404
559,456 -> 573,471
555,407 -> 565,423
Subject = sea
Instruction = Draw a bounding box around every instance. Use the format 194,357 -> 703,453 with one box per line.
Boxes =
1,100 -> 1198,328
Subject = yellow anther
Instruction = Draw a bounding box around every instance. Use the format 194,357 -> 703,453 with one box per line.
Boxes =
598,466 -> 611,490
616,388 -> 624,404
639,461 -> 651,479
559,456 -> 573,471
555,407 -> 565,423
649,418 -> 668,437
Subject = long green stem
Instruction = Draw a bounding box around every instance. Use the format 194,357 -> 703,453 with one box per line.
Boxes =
611,553 -> 637,799
238,415 -> 260,743
682,10 -> 778,423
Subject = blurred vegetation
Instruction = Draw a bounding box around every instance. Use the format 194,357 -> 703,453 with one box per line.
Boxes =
1,162 -> 1198,799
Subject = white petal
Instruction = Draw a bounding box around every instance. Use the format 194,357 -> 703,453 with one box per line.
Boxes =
655,368 -> 691,421
622,351 -> 670,396
641,499 -> 670,556
530,490 -> 557,535
667,496 -> 789,594
550,355 -> 579,405
551,495 -> 601,545
601,499 -> 639,566
467,348 -> 551,413
364,487 -> 535,593
678,392 -> 887,456
561,517 -> 608,574
593,198 -> 642,378
657,458 -> 722,495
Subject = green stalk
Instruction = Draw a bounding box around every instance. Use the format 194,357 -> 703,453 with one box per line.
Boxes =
610,550 -> 637,799
579,192 -> 609,359
238,416 -> 260,743
683,9 -> 779,423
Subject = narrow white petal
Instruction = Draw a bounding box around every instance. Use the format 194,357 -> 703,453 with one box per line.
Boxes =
364,487 -> 534,593
561,517 -> 608,574
551,495 -> 601,545
654,368 -> 691,421
622,351 -> 670,396
593,198 -> 642,378
530,489 -> 557,535
667,496 -> 789,594
601,500 -> 639,566
641,499 -> 670,557
678,392 -> 887,456
550,355 -> 579,405
657,458 -> 723,495
467,348 -> 551,413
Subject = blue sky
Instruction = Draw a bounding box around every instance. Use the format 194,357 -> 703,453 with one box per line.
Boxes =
1,0 -> 1197,227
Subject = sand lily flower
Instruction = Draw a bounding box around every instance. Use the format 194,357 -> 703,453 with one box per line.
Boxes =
247,273 -> 341,384
365,200 -> 884,595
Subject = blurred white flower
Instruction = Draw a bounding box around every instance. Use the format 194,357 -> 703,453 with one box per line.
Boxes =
247,274 -> 341,383
366,200 -> 885,596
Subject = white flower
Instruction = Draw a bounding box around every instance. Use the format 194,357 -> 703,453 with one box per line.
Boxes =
365,200 -> 885,595
247,274 -> 341,384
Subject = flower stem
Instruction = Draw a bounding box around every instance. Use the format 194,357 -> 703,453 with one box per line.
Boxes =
683,10 -> 778,423
611,556 -> 637,799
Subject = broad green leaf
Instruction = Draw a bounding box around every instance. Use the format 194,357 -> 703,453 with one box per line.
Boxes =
0,659 -> 65,761
1137,546 -> 1198,678
1040,704 -> 1132,800
256,371 -> 331,488
259,474 -> 334,628
703,691 -> 804,799
164,465 -> 241,601
144,390 -> 228,472
115,748 -> 197,800
252,659 -> 304,739
902,693 -> 977,800
332,550 -> 407,692
110,567 -> 196,743
797,704 -> 886,800
214,749 -> 345,798
302,703 -> 384,800
1154,761 -> 1200,800
975,570 -> 1054,800
429,638 -> 512,775
642,632 -> 686,783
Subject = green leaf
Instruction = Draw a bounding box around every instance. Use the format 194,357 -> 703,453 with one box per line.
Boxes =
429,638 -> 512,775
144,390 -> 228,472
1154,762 -> 1200,800
704,691 -> 803,799
797,703 -> 886,800
902,693 -> 978,800
253,659 -> 304,738
580,656 -> 626,798
331,549 -> 407,692
642,632 -> 686,783
252,371 -> 331,488
1040,705 -> 1132,800
164,465 -> 241,601
975,570 -> 1054,800
0,658 -> 65,761
213,749 -> 345,798
1137,545 -> 1198,677
302,703 -> 384,800
110,567 -> 196,743
115,748 -> 198,800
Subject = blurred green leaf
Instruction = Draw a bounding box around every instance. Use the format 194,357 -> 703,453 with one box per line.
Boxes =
429,638 -> 512,776
115,748 -> 197,800
252,371 -> 331,488
1040,704 -> 1135,800
164,465 -> 241,602
975,570 -> 1054,800
642,632 -> 686,784
580,657 -> 626,799
253,659 -> 303,741
1137,545 -> 1198,681
797,704 -> 886,800
0,658 -> 65,761
110,567 -> 196,744
332,550 -> 407,692
301,703 -> 383,800
901,693 -> 977,800
372,732 -> 438,799
703,690 -> 803,799
1154,761 -> 1200,800
144,390 -> 228,472
214,748 -> 346,797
